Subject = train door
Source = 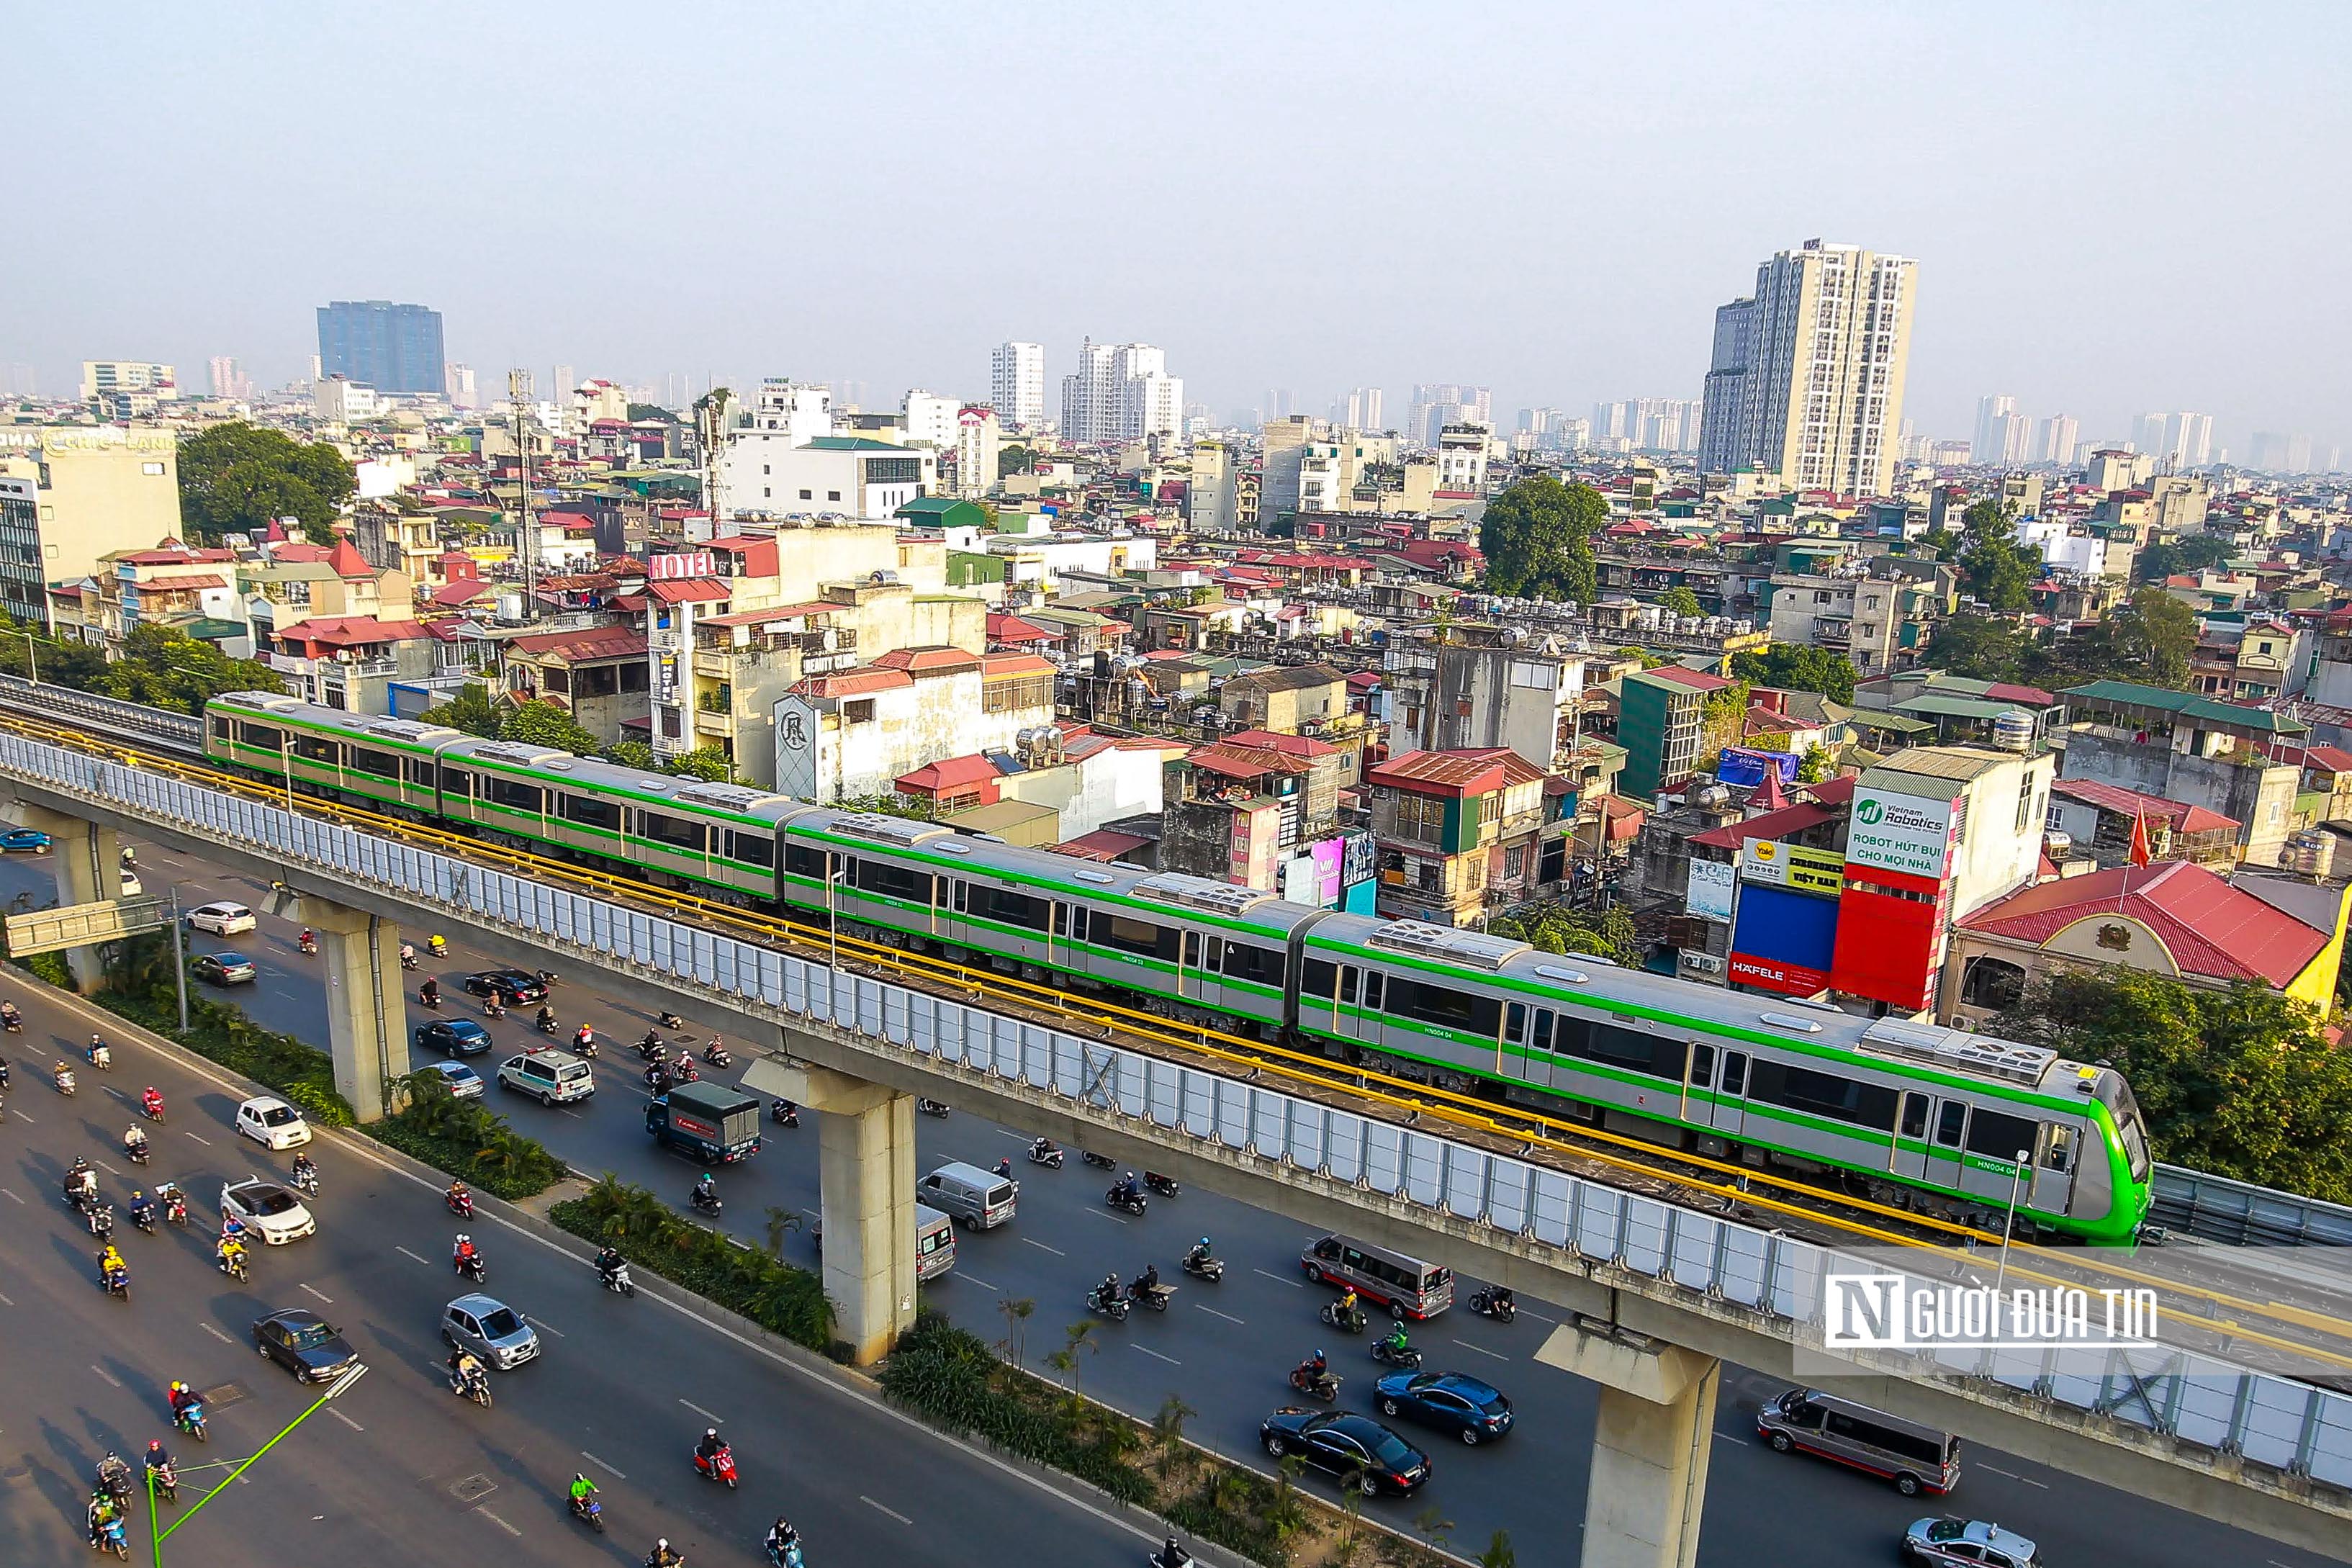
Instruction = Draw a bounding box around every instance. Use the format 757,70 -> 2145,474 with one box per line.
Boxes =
1709,1048 -> 1749,1135
2029,1122 -> 2076,1216
1179,931 -> 1223,1004
1502,1002 -> 1556,1081
1924,1099 -> 1970,1193
1890,1093 -> 1932,1181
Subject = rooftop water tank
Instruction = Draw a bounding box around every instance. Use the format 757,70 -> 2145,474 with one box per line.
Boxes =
1991,710 -> 2037,752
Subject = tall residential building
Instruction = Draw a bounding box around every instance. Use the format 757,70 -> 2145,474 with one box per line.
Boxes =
953,405 -> 1001,499
1408,384 -> 1492,446
1592,398 -> 1703,453
2137,411 -> 2213,470
1697,298 -> 1757,473
2036,413 -> 2080,466
2249,432 -> 2314,474
315,300 -> 446,396
0,426 -> 185,627
901,389 -> 961,451
206,356 -> 251,401
1059,341 -> 1180,443
80,361 -> 177,418
1339,387 -> 1384,431
1695,240 -> 1916,495
445,364 -> 478,410
1973,395 -> 2031,464
988,341 -> 1045,431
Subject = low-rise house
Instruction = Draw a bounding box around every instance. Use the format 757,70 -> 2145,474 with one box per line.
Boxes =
1362,747 -> 1549,927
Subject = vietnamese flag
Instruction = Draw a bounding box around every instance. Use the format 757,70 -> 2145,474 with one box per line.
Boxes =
2128,811 -> 2152,868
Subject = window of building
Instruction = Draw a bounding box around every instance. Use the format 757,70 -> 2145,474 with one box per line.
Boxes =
1503,844 -> 1525,882
827,490 -> 842,503
1392,791 -> 1445,842
798,489 -> 813,500
844,698 -> 877,724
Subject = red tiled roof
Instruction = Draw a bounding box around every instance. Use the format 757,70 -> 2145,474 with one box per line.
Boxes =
291,615 -> 434,647
895,754 -> 1001,793
1345,671 -> 1383,691
431,579 -> 493,607
1685,801 -> 1837,850
1983,680 -> 2059,706
268,544 -> 333,563
873,646 -> 983,675
1365,747 -> 1544,797
644,577 -> 733,604
2050,778 -> 2238,834
799,667 -> 913,698
1801,774 -> 1859,806
1054,829 -> 1152,863
2303,745 -> 2352,775
980,652 -> 1056,679
505,625 -> 646,661
325,539 -> 374,579
1958,861 -> 2327,988
988,613 -> 1058,644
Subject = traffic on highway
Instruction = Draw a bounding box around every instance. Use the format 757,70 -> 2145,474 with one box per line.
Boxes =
1,840 -> 2343,1568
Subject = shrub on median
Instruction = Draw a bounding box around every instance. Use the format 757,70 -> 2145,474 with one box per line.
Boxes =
377,1071 -> 567,1199
550,1174 -> 834,1351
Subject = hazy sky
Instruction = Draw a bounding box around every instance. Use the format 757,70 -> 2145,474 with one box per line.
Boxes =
9,1 -> 2347,455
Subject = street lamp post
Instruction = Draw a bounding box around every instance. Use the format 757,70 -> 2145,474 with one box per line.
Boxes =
20,627 -> 36,685
147,1362 -> 366,1567
1990,1148 -> 2032,1306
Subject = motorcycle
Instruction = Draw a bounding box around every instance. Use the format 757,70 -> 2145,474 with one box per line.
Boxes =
570,1493 -> 605,1534
446,1189 -> 476,1219
451,1368 -> 492,1407
1289,1365 -> 1341,1402
123,1139 -> 150,1167
1,1009 -> 21,1032
915,1098 -> 949,1118
1104,1185 -> 1148,1217
158,1184 -> 188,1226
1466,1288 -> 1517,1324
536,1014 -> 561,1036
1144,1173 -> 1180,1197
141,1093 -> 166,1124
298,934 -> 318,957
86,1041 -> 112,1070
600,1261 -> 636,1297
770,1099 -> 798,1127
96,1512 -> 130,1560
767,1539 -> 806,1568
55,1066 -> 76,1096
399,950 -> 419,972
96,1457 -> 135,1506
1086,1283 -> 1132,1322
89,1205 -> 115,1240
455,1251 -> 486,1285
692,1444 -> 739,1490
174,1402 -> 208,1443
1370,1335 -> 1423,1369
1025,1141 -> 1063,1169
419,988 -> 442,1010
689,1186 -> 723,1218
644,1065 -> 675,1094
1130,1275 -> 1176,1312
290,1163 -> 320,1197
102,1263 -> 130,1301
658,1011 -> 686,1030
218,1248 -> 249,1283
1320,1299 -> 1369,1335
148,1463 -> 178,1504
534,969 -> 557,988
1081,1150 -> 1116,1169
130,1204 -> 156,1235
482,999 -> 506,1020
702,1040 -> 733,1068
1181,1252 -> 1225,1283
670,1055 -> 700,1084
636,1034 -> 668,1063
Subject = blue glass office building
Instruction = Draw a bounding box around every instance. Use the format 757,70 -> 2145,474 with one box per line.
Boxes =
315,300 -> 446,396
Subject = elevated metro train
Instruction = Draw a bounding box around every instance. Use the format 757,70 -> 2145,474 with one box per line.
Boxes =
205,691 -> 2155,1243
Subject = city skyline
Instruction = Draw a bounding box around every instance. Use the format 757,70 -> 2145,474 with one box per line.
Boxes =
4,4 -> 2347,459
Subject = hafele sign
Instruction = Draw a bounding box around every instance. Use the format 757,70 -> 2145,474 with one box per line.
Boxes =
1845,788 -> 1958,879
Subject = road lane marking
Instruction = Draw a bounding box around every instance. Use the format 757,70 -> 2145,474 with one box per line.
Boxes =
958,1273 -> 1000,1292
269,988 -> 297,1002
1197,1305 -> 1245,1326
1086,1207 -> 1129,1224
1980,1463 -> 2021,1479
1450,1338 -> 1509,1362
679,1398 -> 724,1424
92,1364 -> 122,1387
5,1109 -> 25,1122
1254,1269 -> 1305,1289
1132,1345 -> 1181,1366
1716,1434 -> 1749,1446
201,1323 -> 233,1344
475,1508 -> 521,1537
182,1132 -> 210,1145
526,1314 -> 564,1337
299,1283 -> 334,1305
0,1187 -> 22,1204
395,1246 -> 432,1266
93,1157 -> 122,1176
0,1291 -> 12,1306
1519,1309 -> 1558,1325
329,1408 -> 364,1431
581,1451 -> 626,1479
1022,1238 -> 1065,1257
559,1109 -> 585,1119
860,1495 -> 912,1525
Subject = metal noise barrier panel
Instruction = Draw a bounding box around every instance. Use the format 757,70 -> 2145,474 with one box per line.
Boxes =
4,732 -> 2346,1488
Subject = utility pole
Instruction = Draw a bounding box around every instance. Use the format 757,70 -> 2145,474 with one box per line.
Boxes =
508,369 -> 536,623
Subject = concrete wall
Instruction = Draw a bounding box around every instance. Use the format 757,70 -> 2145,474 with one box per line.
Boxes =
996,746 -> 1165,840
2060,732 -> 2299,865
774,669 -> 1053,803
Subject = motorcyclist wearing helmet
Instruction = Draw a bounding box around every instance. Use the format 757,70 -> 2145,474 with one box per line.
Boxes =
595,1245 -> 625,1281
646,1538 -> 685,1568
695,1427 -> 726,1465
127,1189 -> 155,1226
1186,1236 -> 1213,1267
766,1516 -> 800,1553
568,1472 -> 598,1508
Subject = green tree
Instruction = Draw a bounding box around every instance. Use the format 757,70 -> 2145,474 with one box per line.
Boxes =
1695,680 -> 1751,771
2133,533 -> 2235,584
1796,744 -> 1834,783
498,698 -> 601,754
422,680 -> 504,739
1478,474 -> 1605,604
1729,644 -> 1857,704
0,632 -> 109,690
1912,527 -> 1959,559
1957,501 -> 2040,610
97,625 -> 282,713
1994,970 -> 2352,1202
1658,585 -> 1705,618
1924,616 -> 2030,682
663,744 -> 735,783
2104,585 -> 2198,688
626,402 -> 678,423
1493,904 -> 1639,964
603,739 -> 657,770
999,445 -> 1037,479
177,422 -> 357,544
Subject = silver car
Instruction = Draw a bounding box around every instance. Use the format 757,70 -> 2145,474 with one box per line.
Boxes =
441,1293 -> 541,1371
1903,1518 -> 2041,1568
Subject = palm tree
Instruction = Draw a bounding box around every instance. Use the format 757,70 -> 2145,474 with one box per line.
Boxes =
998,1296 -> 1035,1364
1044,1321 -> 1098,1415
1150,1394 -> 1196,1476
1474,1529 -> 1516,1568
762,1205 -> 803,1258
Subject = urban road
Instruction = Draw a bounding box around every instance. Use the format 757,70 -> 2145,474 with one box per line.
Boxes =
4,842 -> 2343,1568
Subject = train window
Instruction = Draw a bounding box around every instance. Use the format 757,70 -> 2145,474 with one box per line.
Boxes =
1361,971 -> 1384,1011
1720,1050 -> 1747,1097
209,716 -> 230,741
349,747 -> 399,780
561,793 -> 618,831
294,734 -> 338,763
726,832 -> 773,868
1964,1107 -> 2037,1163
933,876 -> 955,908
487,777 -> 543,813
1574,1022 -> 1687,1082
1531,1009 -> 1554,1053
976,886 -> 1047,931
405,758 -> 436,786
438,766 -> 472,797
1392,978 -> 1501,1035
2041,1125 -> 2073,1172
238,722 -> 281,751
1749,1060 -> 1898,1129
1689,1043 -> 1714,1088
852,857 -> 929,901
783,844 -> 824,880
1068,904 -> 1086,938
638,811 -> 705,850
1934,1100 -> 1968,1148
1094,911 -> 1161,955
1052,901 -> 1070,937
1222,943 -> 1284,987
1302,959 -> 1338,999
1900,1093 -> 1930,1140
951,880 -> 968,914
1505,1002 -> 1528,1045
1338,966 -> 1359,1004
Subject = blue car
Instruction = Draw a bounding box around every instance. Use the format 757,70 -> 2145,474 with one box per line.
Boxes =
0,827 -> 52,852
415,1019 -> 495,1058
1372,1371 -> 1515,1445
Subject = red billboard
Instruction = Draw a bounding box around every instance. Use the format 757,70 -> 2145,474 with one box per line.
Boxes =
1726,953 -> 1832,996
1829,883 -> 1947,1011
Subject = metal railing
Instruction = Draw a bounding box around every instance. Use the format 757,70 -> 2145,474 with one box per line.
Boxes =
2153,1166 -> 2352,1248
0,676 -> 205,754
1,724 -> 2348,1503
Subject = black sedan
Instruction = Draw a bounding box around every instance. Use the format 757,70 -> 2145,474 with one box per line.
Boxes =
253,1307 -> 361,1384
415,1019 -> 495,1058
1259,1409 -> 1430,1496
1372,1370 -> 1515,1444
463,969 -> 546,1005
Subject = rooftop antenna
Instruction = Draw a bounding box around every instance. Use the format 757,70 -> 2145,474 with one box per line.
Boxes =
508,367 -> 536,622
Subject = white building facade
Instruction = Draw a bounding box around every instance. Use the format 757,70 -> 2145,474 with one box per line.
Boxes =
989,341 -> 1045,431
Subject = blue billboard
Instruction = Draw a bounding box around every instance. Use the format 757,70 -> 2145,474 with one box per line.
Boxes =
1727,883 -> 1840,996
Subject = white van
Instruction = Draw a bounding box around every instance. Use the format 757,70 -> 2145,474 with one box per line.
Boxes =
920,1161 -> 1017,1229
497,1048 -> 596,1106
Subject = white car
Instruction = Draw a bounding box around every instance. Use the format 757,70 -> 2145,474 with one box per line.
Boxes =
235,1095 -> 312,1150
220,1178 -> 316,1245
188,901 -> 258,936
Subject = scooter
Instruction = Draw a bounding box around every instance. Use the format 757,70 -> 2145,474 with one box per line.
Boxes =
89,1204 -> 115,1240
1320,1299 -> 1368,1335
573,1032 -> 600,1060
174,1402 -> 207,1442
297,934 -> 318,957
600,1260 -> 636,1297
446,1189 -> 476,1219
1145,1548 -> 1194,1568
915,1099 -> 949,1118
1181,1251 -> 1225,1282
570,1492 -> 605,1533
1144,1173 -> 1180,1197
1104,1185 -> 1148,1217
141,1092 -> 166,1124
1081,1150 -> 1116,1170
1026,1141 -> 1063,1169
455,1251 -> 486,1285
123,1140 -> 150,1167
217,1248 -> 250,1283
419,988 -> 442,1010
1087,1283 -> 1132,1322
670,1055 -> 700,1084
1289,1365 -> 1341,1402
290,1163 -> 320,1197
1130,1275 -> 1176,1312
692,1443 -> 739,1489
689,1186 -> 723,1218
147,1462 -> 178,1504
130,1204 -> 156,1235
768,1538 -> 806,1568
1466,1288 -> 1517,1323
96,1512 -> 130,1559
158,1184 -> 188,1226
702,1039 -> 733,1068
53,1065 -> 75,1096
536,1014 -> 562,1037
658,1011 -> 686,1030
399,950 -> 419,972
451,1367 -> 492,1407
637,1034 -> 668,1063
1,1009 -> 21,1033
770,1099 -> 798,1128
1369,1335 -> 1423,1369
86,1040 -> 112,1070
102,1263 -> 131,1301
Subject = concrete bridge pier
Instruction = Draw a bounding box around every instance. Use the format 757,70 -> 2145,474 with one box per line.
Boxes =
297,896 -> 410,1123
19,804 -> 121,992
744,1054 -> 917,1364
1538,1319 -> 1721,1568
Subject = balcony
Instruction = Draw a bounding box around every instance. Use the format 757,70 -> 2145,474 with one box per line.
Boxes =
693,651 -> 736,680
695,707 -> 736,738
